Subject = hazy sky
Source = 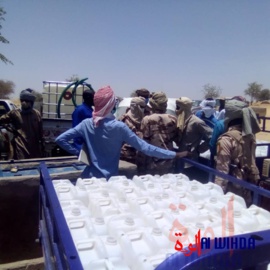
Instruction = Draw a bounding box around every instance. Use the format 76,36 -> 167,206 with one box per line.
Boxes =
1,0 -> 270,100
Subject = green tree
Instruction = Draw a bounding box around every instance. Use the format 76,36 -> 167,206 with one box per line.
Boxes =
201,84 -> 222,99
257,89 -> 270,101
0,80 -> 15,98
0,7 -> 12,64
244,82 -> 263,104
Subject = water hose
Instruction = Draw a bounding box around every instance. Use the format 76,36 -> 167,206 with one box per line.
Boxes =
57,78 -> 94,118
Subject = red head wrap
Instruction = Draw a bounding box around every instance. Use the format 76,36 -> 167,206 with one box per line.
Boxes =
93,86 -> 116,126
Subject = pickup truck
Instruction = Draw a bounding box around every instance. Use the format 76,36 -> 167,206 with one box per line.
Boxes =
1,154 -> 270,269
0,79 -> 94,158
0,97 -> 73,159
0,99 -> 18,117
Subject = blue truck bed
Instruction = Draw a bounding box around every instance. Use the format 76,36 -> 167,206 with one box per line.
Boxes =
39,158 -> 270,270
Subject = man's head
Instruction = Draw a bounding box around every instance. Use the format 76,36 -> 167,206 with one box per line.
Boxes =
129,97 -> 146,120
224,99 -> 261,135
83,89 -> 95,107
20,89 -> 36,110
200,98 -> 216,107
149,92 -> 167,113
224,99 -> 247,127
135,88 -> 150,103
175,97 -> 193,115
93,86 -> 116,126
200,98 -> 216,118
175,97 -> 193,131
131,97 -> 146,109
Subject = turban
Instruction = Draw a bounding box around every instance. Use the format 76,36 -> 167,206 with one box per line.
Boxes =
175,97 -> 193,111
224,100 -> 261,136
200,99 -> 216,109
200,99 -> 216,118
176,97 -> 193,131
93,86 -> 116,127
20,89 -> 36,102
135,88 -> 150,98
149,92 -> 167,112
128,97 -> 146,123
131,97 -> 146,107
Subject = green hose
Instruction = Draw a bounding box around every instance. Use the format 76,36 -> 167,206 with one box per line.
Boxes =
57,78 -> 93,118
71,78 -> 88,107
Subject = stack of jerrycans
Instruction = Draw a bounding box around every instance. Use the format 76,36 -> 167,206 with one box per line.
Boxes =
52,172 -> 270,270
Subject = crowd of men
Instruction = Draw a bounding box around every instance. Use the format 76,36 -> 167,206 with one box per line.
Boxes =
0,86 -> 261,205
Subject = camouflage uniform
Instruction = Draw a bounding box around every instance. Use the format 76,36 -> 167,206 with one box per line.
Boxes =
215,125 -> 259,205
119,114 -> 143,163
135,88 -> 151,116
120,97 -> 145,164
137,113 -> 178,175
0,108 -> 43,159
175,97 -> 213,182
214,99 -> 261,205
177,114 -> 212,160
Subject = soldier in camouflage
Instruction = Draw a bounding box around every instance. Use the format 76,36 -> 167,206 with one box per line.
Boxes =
215,99 -> 261,205
135,88 -> 152,116
176,97 -> 212,159
137,92 -> 178,175
135,88 -> 150,101
175,97 -> 213,182
119,97 -> 146,164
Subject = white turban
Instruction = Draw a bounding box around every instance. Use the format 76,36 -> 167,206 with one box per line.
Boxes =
200,99 -> 216,118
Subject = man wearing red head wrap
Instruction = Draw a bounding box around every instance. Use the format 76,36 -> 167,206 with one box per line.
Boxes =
56,86 -> 190,179
93,86 -> 116,127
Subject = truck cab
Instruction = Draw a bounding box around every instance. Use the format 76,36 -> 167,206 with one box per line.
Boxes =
0,99 -> 18,117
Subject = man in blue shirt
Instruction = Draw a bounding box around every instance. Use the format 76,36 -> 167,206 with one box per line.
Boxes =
56,86 -> 189,179
72,89 -> 95,150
